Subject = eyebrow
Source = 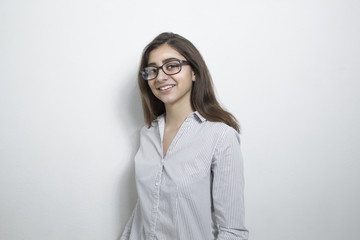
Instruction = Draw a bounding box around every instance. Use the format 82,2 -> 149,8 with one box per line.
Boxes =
147,57 -> 181,67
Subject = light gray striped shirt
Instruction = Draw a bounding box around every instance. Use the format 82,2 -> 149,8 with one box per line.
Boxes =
121,112 -> 249,240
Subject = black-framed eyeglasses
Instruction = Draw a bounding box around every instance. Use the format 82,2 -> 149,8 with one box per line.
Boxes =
140,59 -> 190,81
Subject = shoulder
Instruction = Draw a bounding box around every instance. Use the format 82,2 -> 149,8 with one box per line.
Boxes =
206,121 -> 239,138
195,111 -> 239,138
205,121 -> 241,147
139,124 -> 156,136
139,125 -> 148,134
140,114 -> 164,134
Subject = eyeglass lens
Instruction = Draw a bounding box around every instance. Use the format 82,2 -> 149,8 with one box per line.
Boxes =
142,60 -> 183,80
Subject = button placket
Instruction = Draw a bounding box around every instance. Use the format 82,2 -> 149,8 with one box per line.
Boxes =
150,164 -> 164,235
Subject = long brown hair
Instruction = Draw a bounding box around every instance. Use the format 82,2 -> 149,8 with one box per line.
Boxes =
138,32 -> 240,133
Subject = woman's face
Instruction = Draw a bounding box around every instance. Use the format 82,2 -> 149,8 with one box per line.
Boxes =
147,44 -> 195,109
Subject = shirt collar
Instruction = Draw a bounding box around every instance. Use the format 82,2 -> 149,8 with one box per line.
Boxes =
154,111 -> 206,123
193,111 -> 206,122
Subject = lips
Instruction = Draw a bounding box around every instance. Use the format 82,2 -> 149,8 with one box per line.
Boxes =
158,84 -> 175,91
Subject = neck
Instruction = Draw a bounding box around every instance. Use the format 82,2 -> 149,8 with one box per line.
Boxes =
165,102 -> 194,128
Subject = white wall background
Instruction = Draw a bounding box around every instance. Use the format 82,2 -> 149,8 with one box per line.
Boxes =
1,0 -> 359,239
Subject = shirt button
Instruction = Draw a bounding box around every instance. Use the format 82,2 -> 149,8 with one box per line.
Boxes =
155,182 -> 159,186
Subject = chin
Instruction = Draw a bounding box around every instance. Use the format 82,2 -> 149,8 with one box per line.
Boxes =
155,95 -> 175,104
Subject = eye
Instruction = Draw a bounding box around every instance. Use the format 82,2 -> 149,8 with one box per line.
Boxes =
144,67 -> 157,74
165,62 -> 180,71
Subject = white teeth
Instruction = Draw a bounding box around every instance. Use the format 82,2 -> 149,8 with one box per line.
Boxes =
159,85 -> 174,90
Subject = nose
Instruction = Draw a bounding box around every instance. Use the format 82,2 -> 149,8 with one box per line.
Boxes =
156,68 -> 169,81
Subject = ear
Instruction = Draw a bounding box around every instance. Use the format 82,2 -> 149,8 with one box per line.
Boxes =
192,71 -> 196,82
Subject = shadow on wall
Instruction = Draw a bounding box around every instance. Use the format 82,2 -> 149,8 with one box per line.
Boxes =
116,72 -> 144,238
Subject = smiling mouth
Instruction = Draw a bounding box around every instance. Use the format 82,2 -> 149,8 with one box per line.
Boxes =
158,84 -> 175,91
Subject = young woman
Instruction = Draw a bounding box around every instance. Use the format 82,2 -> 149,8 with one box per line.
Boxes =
121,32 -> 248,240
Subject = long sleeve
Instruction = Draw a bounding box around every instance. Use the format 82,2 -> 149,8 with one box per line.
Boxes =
120,201 -> 138,240
211,127 -> 249,240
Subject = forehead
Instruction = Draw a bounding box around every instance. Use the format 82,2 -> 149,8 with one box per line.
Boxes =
148,44 -> 184,64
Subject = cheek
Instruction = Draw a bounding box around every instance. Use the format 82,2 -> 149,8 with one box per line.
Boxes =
147,81 -> 157,93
